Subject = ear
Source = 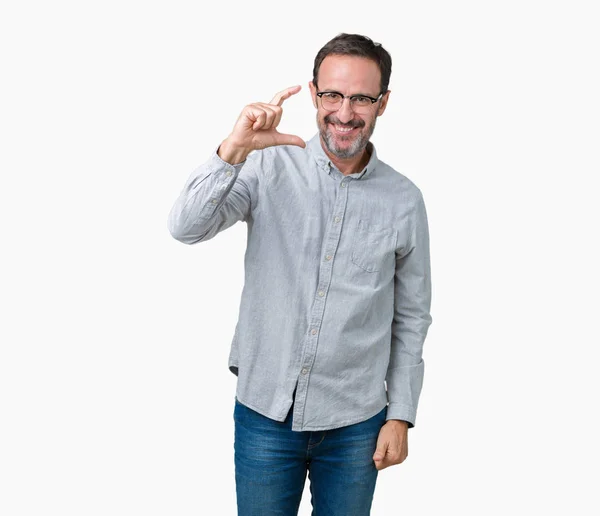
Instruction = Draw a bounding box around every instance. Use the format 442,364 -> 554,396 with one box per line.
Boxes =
308,81 -> 318,109
377,90 -> 391,117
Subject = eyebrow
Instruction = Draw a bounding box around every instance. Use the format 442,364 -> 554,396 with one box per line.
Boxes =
320,89 -> 380,98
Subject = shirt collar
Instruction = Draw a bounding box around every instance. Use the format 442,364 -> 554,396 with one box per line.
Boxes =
307,132 -> 378,180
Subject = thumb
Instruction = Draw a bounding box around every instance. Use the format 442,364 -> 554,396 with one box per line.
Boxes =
273,131 -> 306,148
373,445 -> 387,461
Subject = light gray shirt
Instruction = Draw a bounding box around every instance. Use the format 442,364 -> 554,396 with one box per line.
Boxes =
167,133 -> 433,431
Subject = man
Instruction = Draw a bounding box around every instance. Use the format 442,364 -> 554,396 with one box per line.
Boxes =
168,33 -> 433,515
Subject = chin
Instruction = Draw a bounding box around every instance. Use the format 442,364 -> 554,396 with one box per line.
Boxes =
326,131 -> 365,159
318,115 -> 374,160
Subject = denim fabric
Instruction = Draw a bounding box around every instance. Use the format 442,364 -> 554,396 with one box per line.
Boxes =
168,133 -> 433,430
233,394 -> 387,515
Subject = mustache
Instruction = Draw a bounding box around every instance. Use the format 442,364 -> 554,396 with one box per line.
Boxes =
324,115 -> 364,129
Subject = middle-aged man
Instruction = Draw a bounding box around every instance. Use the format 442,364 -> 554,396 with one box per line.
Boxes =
168,33 -> 433,515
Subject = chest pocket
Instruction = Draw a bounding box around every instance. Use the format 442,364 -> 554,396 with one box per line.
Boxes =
351,219 -> 397,273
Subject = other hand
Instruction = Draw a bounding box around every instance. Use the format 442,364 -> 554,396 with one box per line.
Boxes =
373,420 -> 409,471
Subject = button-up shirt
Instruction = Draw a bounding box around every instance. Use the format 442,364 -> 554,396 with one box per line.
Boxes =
167,132 -> 433,431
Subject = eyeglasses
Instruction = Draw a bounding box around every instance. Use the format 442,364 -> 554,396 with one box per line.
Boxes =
315,88 -> 384,113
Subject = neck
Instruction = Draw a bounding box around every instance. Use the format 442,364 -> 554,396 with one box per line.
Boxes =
320,137 -> 371,176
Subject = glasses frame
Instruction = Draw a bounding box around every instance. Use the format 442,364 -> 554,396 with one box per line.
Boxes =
315,87 -> 384,112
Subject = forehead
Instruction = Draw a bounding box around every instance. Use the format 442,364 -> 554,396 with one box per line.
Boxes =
318,55 -> 381,95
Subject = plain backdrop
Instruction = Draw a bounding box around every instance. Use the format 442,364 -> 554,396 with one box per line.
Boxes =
1,1 -> 599,514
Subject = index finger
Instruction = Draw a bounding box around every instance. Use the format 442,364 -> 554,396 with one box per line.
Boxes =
269,85 -> 302,107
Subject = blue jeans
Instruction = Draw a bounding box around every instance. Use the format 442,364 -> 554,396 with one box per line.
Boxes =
233,394 -> 388,515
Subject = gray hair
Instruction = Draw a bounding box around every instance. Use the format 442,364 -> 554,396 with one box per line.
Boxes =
312,33 -> 392,93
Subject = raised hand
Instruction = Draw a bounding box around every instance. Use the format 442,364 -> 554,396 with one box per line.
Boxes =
218,85 -> 305,165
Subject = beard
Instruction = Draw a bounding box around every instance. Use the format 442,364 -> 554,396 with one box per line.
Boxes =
318,112 -> 377,159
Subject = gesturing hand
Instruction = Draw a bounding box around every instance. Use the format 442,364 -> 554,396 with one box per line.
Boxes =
218,85 -> 305,164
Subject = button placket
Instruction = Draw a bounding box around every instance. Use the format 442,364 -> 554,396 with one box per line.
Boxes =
292,176 -> 351,431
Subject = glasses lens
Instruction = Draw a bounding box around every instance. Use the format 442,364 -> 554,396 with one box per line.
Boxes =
350,97 -> 373,113
320,92 -> 342,110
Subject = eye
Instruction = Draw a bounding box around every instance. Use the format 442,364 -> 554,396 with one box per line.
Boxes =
322,92 -> 342,100
352,96 -> 371,105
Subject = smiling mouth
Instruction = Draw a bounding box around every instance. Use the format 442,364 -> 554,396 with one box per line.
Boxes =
330,123 -> 359,135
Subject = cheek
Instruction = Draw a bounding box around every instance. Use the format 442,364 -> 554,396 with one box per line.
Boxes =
366,114 -> 377,127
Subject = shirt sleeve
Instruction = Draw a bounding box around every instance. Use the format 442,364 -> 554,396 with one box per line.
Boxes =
385,189 -> 433,428
167,146 -> 267,245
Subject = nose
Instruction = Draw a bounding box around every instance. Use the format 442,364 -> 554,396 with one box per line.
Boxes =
335,97 -> 354,124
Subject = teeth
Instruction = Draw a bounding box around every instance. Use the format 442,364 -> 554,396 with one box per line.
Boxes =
334,125 -> 354,133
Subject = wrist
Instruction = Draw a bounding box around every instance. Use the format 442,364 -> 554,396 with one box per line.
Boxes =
218,138 -> 250,165
387,419 -> 409,427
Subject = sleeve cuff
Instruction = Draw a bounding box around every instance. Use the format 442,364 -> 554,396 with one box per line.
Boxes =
386,402 -> 416,429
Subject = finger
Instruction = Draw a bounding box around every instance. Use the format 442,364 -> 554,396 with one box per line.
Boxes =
374,456 -> 386,471
272,104 -> 283,128
269,85 -> 301,107
243,105 -> 267,129
257,103 -> 283,129
373,436 -> 388,463
248,105 -> 277,131
252,111 -> 267,131
272,131 -> 306,148
254,104 -> 278,130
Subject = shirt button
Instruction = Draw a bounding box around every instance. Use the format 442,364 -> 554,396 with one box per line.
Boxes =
302,368 -> 309,375
211,199 -> 217,204
318,290 -> 325,297
334,217 -> 341,223
226,170 -> 232,176
325,255 -> 332,260
311,329 -> 317,335
341,183 -> 347,188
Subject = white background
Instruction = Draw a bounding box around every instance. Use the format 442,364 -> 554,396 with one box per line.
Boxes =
1,0 -> 599,514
